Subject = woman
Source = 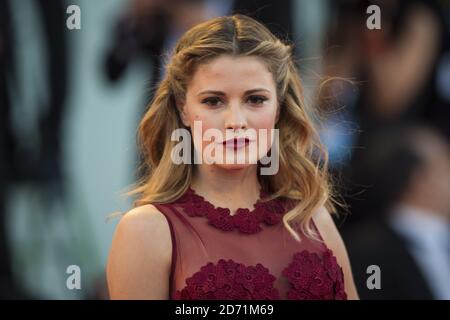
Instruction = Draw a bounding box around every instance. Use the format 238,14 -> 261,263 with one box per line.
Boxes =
107,14 -> 359,300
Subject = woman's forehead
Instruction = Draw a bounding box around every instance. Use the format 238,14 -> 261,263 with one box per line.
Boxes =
187,55 -> 276,95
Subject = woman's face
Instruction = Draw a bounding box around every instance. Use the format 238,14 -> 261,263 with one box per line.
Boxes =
178,54 -> 279,171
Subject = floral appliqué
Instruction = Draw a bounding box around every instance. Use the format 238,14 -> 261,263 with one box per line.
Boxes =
173,259 -> 280,300
282,249 -> 347,300
177,187 -> 288,234
174,250 -> 347,300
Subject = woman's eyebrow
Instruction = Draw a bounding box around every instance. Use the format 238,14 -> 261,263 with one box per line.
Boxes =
197,88 -> 271,96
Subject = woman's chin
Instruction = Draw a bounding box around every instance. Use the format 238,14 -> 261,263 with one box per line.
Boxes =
212,162 -> 254,171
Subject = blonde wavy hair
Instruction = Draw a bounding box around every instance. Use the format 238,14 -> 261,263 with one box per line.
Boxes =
125,14 -> 338,241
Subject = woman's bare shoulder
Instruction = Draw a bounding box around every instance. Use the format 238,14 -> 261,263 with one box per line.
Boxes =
114,203 -> 172,258
107,204 -> 172,299
120,204 -> 169,230
116,204 -> 172,244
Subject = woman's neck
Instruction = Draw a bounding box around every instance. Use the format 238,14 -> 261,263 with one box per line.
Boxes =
191,164 -> 261,213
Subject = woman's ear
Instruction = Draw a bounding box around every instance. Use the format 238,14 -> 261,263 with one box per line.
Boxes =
176,100 -> 190,127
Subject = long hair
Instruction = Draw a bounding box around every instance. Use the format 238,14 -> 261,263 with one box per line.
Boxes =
125,14 -> 338,241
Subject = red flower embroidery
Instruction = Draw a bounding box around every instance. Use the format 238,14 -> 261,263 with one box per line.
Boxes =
173,250 -> 347,300
173,259 -> 280,300
282,249 -> 347,300
206,207 -> 235,231
232,209 -> 262,234
177,187 -> 289,234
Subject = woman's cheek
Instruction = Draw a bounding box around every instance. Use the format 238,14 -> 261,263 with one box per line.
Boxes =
190,116 -> 219,155
252,116 -> 278,158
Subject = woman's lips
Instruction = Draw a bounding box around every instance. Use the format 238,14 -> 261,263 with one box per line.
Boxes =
222,137 -> 251,149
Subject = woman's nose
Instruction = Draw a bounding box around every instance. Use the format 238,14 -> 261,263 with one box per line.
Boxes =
224,104 -> 247,130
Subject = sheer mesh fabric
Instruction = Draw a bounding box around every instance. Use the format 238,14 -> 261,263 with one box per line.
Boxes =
153,187 -> 347,300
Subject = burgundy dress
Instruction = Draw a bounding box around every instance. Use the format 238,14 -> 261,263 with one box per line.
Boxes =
153,186 -> 347,300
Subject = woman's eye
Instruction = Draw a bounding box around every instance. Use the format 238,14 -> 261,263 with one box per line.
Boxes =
201,97 -> 222,107
247,95 -> 268,105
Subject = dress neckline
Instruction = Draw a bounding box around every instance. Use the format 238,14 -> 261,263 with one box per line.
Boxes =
176,186 -> 292,234
189,185 -> 267,215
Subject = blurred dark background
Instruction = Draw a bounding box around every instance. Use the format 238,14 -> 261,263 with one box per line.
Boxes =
1,0 -> 449,299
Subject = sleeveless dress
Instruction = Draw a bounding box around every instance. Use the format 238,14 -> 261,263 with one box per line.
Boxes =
153,186 -> 347,300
